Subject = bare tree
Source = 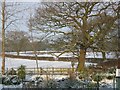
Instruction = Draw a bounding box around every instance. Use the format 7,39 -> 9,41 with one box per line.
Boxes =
28,9 -> 57,74
1,1 -> 28,74
29,2 -> 118,72
1,0 -> 5,75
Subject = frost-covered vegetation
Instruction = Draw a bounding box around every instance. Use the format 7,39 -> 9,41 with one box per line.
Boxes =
1,74 -> 114,89
0,65 -> 115,89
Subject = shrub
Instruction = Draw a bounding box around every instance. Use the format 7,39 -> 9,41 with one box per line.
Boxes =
106,75 -> 113,80
7,68 -> 16,75
44,79 -> 57,88
92,74 -> 103,82
17,65 -> 26,81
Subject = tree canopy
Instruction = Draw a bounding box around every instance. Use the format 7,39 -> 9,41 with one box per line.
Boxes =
29,2 -> 119,71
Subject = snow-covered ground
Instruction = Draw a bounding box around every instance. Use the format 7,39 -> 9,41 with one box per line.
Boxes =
0,51 -> 116,89
1,51 -> 117,73
0,51 -> 117,89
0,56 -> 97,72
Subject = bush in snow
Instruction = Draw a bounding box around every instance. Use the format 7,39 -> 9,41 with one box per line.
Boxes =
7,68 -> 17,75
2,75 -> 21,85
92,74 -> 103,82
33,76 -> 44,88
108,67 -> 115,74
56,78 -> 91,88
2,76 -> 11,85
44,79 -> 58,88
92,74 -> 103,88
23,76 -> 44,88
106,75 -> 114,80
10,76 -> 21,85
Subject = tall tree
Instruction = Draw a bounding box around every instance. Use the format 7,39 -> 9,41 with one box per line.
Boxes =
29,2 -> 118,72
1,0 -> 5,75
1,1 -> 28,74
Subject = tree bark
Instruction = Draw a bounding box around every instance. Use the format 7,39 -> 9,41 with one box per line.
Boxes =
1,0 -> 5,75
102,51 -> 106,60
77,49 -> 86,72
17,51 -> 20,56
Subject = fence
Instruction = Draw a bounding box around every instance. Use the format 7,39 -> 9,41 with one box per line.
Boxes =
13,67 -> 74,75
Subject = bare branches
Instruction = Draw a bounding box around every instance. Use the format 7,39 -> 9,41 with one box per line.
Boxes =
4,18 -> 20,30
29,2 -> 118,53
1,2 -> 29,31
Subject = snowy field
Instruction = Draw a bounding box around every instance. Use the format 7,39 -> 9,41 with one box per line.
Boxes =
0,56 -> 97,72
0,51 -> 118,72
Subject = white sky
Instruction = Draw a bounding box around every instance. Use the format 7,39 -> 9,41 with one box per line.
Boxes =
0,2 -> 39,32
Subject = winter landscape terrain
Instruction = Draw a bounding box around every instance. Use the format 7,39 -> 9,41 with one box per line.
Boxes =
0,51 -> 117,89
0,1 -> 119,89
0,51 -> 106,70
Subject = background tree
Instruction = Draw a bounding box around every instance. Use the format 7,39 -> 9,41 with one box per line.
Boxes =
50,35 -> 71,51
0,41 -> 1,53
5,30 -> 30,55
29,2 -> 118,72
35,39 -> 51,51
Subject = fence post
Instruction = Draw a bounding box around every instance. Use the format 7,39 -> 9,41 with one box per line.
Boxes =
40,67 -> 42,75
68,68 -> 70,75
113,75 -> 116,89
52,67 -> 54,75
60,68 -> 61,75
116,68 -> 120,89
34,68 -> 35,74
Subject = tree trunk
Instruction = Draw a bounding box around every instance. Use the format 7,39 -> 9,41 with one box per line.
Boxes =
17,51 -> 20,56
77,49 -> 86,72
102,51 -> 106,60
1,0 -> 5,75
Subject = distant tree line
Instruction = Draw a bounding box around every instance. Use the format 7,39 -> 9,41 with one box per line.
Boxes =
5,30 -> 54,55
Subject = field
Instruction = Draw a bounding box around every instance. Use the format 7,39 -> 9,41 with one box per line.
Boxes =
0,51 -> 100,72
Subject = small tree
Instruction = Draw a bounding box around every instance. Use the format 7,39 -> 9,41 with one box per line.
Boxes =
17,65 -> 26,82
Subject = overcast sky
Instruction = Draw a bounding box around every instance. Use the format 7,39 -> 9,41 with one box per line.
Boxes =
0,0 -> 119,33
0,2 -> 39,32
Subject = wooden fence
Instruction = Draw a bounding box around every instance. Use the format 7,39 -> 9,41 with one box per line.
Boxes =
13,67 -> 74,75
